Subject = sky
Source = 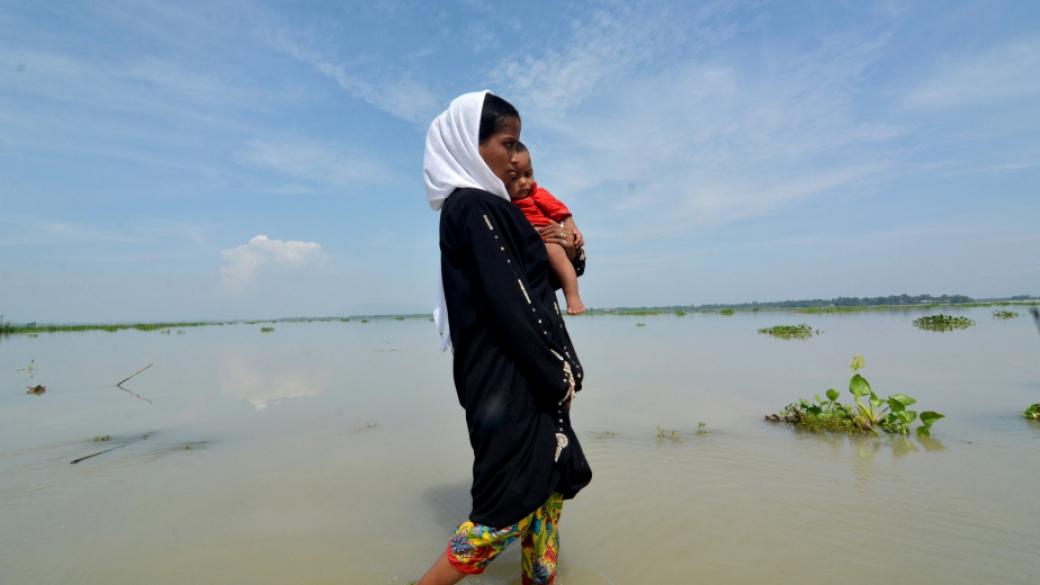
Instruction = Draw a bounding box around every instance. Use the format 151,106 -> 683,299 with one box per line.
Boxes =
1,0 -> 1038,323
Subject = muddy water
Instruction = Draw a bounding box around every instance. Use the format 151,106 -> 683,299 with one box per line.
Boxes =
1,307 -> 1038,584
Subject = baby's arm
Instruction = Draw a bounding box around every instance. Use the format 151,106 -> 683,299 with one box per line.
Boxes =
534,187 -> 583,247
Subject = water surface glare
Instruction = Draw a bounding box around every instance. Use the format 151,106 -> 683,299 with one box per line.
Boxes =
2,308 -> 1038,584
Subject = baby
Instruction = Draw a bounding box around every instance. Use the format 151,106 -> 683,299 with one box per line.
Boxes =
509,143 -> 586,314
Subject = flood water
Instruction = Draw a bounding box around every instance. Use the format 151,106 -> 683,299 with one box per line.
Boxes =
2,306 -> 1038,584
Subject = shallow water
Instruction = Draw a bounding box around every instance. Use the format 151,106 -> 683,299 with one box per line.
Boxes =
2,307 -> 1038,584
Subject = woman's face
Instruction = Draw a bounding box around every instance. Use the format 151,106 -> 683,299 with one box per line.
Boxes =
478,116 -> 521,185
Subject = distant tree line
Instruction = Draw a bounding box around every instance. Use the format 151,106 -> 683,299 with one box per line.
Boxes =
738,293 -> 974,309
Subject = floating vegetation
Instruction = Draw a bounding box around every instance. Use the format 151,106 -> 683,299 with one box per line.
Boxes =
17,359 -> 37,378
992,310 -> 1019,319
765,354 -> 944,436
340,318 -> 351,322
758,324 -> 814,339
93,435 -> 111,442
1022,404 -> 1040,420
636,322 -> 646,327
696,421 -> 709,435
719,308 -> 734,316
260,326 -> 275,333
361,318 -> 369,324
394,316 -> 405,321
913,314 -> 975,331
656,426 -> 681,441
589,431 -> 617,440
26,384 -> 46,396
674,309 -> 686,317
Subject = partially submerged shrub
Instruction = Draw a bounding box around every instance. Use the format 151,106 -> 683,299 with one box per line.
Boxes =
758,324 -> 813,339
1023,404 -> 1040,420
765,354 -> 944,436
913,314 -> 974,331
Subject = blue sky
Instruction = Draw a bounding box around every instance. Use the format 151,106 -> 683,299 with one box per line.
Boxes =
1,0 -> 1038,322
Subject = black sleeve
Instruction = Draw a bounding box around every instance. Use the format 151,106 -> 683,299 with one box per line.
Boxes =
461,199 -> 574,402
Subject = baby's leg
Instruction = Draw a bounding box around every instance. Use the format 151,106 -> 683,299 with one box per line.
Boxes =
546,243 -> 585,315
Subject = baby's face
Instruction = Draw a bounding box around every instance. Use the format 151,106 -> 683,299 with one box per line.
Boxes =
509,151 -> 535,199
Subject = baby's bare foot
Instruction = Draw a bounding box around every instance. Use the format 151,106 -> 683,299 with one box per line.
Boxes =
566,295 -> 586,315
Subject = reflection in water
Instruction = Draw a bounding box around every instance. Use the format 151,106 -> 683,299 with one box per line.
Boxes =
218,351 -> 327,411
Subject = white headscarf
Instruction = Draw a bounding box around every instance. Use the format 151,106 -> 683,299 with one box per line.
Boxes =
424,90 -> 513,350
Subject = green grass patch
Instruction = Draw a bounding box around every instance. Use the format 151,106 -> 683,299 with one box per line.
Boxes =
913,314 -> 975,331
758,324 -> 814,339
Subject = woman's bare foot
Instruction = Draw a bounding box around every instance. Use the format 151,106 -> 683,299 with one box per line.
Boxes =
566,295 -> 586,315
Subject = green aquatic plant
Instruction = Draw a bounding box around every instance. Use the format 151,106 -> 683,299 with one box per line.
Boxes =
765,354 -> 944,436
260,327 -> 274,333
1022,404 -> 1040,420
992,310 -> 1019,319
913,314 -> 974,331
635,322 -> 646,327
674,309 -> 686,317
719,308 -> 734,316
758,324 -> 814,339
361,318 -> 369,324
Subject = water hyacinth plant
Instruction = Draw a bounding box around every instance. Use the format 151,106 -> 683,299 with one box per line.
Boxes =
992,310 -> 1019,319
758,324 -> 814,339
913,314 -> 974,331
1022,404 -> 1040,420
765,355 -> 944,436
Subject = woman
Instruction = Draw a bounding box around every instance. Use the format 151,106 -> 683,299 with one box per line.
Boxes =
416,91 -> 592,585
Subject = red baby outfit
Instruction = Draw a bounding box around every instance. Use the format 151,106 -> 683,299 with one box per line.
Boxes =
512,182 -> 571,227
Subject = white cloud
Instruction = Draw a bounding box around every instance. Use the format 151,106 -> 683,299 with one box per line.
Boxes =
234,137 -> 393,188
902,37 -> 1040,109
220,234 -> 324,293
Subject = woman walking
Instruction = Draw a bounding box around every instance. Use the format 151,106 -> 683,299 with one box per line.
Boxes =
416,91 -> 592,585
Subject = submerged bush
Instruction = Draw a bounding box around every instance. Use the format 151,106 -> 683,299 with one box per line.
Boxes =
765,354 -> 944,436
913,314 -> 974,331
758,324 -> 813,339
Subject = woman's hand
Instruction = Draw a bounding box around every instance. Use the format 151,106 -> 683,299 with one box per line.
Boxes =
538,222 -> 576,256
564,217 -> 584,249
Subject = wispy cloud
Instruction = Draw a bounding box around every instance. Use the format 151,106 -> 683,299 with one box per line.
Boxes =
493,1 -> 738,111
220,234 -> 325,293
265,31 -> 441,124
234,137 -> 394,189
499,13 -> 903,228
902,37 -> 1040,109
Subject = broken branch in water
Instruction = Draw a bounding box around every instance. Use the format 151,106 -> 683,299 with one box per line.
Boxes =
70,432 -> 152,464
116,363 -> 153,403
